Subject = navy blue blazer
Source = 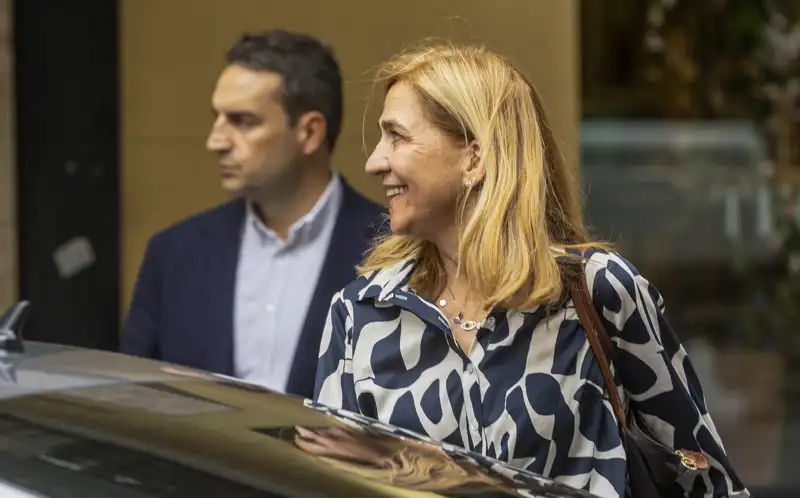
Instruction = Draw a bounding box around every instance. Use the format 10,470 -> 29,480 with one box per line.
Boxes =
121,180 -> 385,399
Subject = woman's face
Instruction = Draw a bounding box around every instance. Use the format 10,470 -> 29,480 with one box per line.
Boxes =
366,82 -> 472,240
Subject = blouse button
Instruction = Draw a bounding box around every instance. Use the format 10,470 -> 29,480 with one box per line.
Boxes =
484,316 -> 495,328
466,363 -> 475,374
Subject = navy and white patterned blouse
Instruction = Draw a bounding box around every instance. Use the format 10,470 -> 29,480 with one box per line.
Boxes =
313,248 -> 749,498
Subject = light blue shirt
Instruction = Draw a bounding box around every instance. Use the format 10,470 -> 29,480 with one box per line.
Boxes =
234,172 -> 343,392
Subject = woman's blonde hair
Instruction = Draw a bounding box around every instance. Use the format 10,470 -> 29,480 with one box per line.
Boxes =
360,42 -> 602,309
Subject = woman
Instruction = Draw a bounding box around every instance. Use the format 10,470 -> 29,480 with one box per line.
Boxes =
313,43 -> 748,498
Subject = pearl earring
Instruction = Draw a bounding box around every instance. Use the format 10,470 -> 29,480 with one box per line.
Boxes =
465,179 -> 473,187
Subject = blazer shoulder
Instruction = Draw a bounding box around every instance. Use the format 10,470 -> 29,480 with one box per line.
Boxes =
338,181 -> 387,241
340,180 -> 384,216
147,198 -> 245,250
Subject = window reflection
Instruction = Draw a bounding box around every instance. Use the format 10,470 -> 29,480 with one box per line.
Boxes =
254,422 -> 589,498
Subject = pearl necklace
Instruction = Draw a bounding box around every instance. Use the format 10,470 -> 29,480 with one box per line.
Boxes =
437,287 -> 482,331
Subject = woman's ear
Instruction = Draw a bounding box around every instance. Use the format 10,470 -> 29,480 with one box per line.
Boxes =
462,141 -> 485,185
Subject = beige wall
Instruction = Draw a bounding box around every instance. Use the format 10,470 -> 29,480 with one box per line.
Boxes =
0,0 -> 15,310
120,0 -> 579,313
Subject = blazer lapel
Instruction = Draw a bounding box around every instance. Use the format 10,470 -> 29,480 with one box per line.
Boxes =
285,183 -> 377,398
202,198 -> 246,376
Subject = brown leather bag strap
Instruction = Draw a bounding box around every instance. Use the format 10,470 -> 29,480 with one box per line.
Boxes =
569,272 -> 628,429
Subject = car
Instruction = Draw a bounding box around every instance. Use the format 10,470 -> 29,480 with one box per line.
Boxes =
0,301 -> 600,498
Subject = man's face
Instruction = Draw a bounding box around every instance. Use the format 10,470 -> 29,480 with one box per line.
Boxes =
206,64 -> 301,197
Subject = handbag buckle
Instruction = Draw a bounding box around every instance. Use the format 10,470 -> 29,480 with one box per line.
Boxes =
676,449 -> 709,470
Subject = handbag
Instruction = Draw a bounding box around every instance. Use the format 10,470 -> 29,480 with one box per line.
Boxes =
568,272 -> 710,498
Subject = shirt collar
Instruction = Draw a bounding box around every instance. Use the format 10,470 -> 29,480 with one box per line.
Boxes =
247,171 -> 343,246
356,257 -> 417,303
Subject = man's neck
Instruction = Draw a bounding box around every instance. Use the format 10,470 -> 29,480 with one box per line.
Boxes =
251,163 -> 333,241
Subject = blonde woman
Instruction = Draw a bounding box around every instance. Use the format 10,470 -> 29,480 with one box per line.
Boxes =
314,43 -> 747,498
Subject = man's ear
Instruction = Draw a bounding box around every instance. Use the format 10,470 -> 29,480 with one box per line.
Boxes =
296,111 -> 328,156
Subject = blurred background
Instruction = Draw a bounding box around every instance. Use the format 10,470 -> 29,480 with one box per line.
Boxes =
0,0 -> 798,495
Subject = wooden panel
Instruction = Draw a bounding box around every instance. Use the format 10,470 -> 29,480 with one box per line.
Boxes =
120,0 -> 579,313
0,0 -> 15,310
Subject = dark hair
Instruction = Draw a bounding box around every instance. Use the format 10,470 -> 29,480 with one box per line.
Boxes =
225,29 -> 343,152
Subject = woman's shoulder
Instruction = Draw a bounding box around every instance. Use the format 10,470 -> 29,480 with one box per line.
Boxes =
580,247 -> 642,283
576,247 -> 665,318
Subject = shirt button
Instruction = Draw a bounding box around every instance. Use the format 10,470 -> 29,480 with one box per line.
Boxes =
470,420 -> 480,431
466,363 -> 475,374
484,316 -> 495,328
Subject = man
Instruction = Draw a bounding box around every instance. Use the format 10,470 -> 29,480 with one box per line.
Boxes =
121,30 -> 384,398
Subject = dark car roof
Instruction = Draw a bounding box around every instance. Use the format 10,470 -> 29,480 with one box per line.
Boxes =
0,337 -> 599,498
